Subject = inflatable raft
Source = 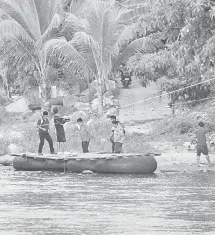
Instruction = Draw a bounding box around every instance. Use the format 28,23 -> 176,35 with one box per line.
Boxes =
12,152 -> 158,174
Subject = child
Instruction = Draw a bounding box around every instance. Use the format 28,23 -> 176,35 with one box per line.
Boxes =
37,111 -> 56,155
196,121 -> 213,167
112,121 -> 125,153
77,118 -> 91,153
53,107 -> 70,153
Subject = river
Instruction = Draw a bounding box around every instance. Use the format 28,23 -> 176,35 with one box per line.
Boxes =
0,165 -> 214,235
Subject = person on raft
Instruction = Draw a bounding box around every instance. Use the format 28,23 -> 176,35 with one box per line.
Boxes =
109,115 -> 125,153
112,121 -> 125,153
196,121 -> 213,167
53,107 -> 70,153
37,111 -> 56,155
77,118 -> 91,153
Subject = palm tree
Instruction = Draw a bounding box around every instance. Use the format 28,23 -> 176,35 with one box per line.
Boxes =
0,0 -> 62,105
44,0 -> 161,113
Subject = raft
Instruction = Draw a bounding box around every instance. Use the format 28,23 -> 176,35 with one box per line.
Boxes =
12,152 -> 158,174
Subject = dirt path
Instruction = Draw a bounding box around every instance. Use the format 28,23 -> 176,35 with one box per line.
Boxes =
119,78 -> 171,123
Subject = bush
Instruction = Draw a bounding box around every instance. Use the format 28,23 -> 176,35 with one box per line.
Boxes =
151,117 -> 195,137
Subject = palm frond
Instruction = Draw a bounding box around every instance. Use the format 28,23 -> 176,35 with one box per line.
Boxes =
0,0 -> 38,40
71,31 -> 101,72
0,8 -> 12,23
33,0 -> 61,35
118,5 -> 149,23
43,37 -> 97,78
38,13 -> 62,46
120,0 -> 150,8
0,20 -> 36,44
0,35 -> 40,74
112,23 -> 137,56
69,0 -> 88,16
113,36 -> 163,68
62,12 -> 87,36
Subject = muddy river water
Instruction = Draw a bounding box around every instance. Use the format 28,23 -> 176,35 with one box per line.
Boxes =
0,166 -> 214,235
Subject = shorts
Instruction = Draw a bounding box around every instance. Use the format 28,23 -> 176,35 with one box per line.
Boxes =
197,144 -> 208,156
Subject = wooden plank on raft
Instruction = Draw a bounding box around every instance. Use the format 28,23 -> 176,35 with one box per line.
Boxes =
10,152 -> 160,161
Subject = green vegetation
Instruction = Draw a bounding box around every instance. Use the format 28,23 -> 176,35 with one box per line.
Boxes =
127,0 -> 215,106
1,0 -> 215,154
0,0 -> 151,112
1,0 -> 215,110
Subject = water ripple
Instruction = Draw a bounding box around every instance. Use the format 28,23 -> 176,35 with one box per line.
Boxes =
0,166 -> 214,234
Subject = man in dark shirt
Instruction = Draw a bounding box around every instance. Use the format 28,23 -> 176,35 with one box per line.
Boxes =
196,122 -> 212,167
37,111 -> 55,155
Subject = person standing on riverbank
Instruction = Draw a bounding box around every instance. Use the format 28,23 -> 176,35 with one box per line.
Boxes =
196,121 -> 213,167
77,118 -> 91,153
37,111 -> 56,155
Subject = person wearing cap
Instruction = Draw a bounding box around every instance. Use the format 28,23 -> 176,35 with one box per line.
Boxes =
36,111 -> 56,155
196,121 -> 213,167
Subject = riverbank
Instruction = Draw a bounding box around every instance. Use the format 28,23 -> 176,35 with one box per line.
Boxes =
1,78 -> 215,173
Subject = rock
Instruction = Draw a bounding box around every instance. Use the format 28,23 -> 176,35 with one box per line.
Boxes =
7,144 -> 25,154
5,97 -> 29,113
63,95 -> 78,108
49,97 -> 63,106
0,155 -> 15,166
91,98 -> 99,111
74,102 -> 90,111
104,97 -> 113,107
81,170 -> 94,174
0,131 -> 24,140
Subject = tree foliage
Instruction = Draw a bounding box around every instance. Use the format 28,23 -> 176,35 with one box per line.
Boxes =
128,0 -> 215,104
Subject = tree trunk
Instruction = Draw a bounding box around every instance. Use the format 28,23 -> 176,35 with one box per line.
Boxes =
97,75 -> 104,114
39,77 -> 51,109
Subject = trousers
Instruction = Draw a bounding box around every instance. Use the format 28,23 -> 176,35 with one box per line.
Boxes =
38,132 -> 54,153
82,141 -> 89,153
